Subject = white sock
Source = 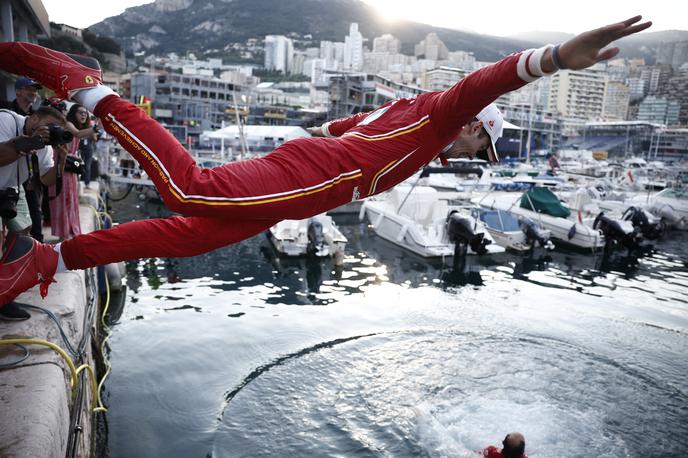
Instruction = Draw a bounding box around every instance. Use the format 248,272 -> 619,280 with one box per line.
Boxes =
73,85 -> 118,113
53,243 -> 69,273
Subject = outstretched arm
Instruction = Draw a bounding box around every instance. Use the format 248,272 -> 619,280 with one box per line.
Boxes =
429,15 -> 651,136
542,15 -> 652,72
309,110 -> 373,137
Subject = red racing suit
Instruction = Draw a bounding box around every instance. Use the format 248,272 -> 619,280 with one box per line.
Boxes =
60,46 -> 550,269
482,445 -> 527,458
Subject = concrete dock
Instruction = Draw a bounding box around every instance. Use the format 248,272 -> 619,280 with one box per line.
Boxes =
1,186 -> 105,458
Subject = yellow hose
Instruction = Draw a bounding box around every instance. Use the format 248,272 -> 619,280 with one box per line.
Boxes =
0,202 -> 116,413
0,339 -> 103,410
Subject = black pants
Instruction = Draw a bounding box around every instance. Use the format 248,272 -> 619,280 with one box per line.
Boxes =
22,178 -> 43,242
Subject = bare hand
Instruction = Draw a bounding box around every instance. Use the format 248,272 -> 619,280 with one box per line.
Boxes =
558,16 -> 652,70
55,144 -> 68,164
307,127 -> 325,137
32,125 -> 50,143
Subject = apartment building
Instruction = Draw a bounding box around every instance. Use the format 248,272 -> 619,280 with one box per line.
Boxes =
548,66 -> 608,136
131,71 -> 250,141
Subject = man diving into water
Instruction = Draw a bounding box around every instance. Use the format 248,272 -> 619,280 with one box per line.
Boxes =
0,15 -> 651,307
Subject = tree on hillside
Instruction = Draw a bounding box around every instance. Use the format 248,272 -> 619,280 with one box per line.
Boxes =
38,35 -> 88,54
83,29 -> 122,55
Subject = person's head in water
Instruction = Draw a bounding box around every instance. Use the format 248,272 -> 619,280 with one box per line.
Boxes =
502,432 -> 526,458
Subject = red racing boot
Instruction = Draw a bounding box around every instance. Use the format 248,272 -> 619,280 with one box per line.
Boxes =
0,235 -> 59,306
0,41 -> 102,99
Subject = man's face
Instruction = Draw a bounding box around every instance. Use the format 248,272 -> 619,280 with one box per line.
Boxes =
16,86 -> 38,109
444,121 -> 491,160
25,114 -> 61,137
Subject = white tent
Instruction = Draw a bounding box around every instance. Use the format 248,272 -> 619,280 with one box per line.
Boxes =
503,120 -> 522,130
201,125 -> 310,143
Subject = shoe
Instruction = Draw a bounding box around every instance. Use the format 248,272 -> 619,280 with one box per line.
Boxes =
0,234 -> 58,305
0,302 -> 31,321
0,41 -> 101,99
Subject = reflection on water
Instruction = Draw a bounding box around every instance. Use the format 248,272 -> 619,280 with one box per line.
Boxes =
102,196 -> 688,457
212,331 -> 687,458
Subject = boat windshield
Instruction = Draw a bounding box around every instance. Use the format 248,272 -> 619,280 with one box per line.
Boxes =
658,188 -> 688,200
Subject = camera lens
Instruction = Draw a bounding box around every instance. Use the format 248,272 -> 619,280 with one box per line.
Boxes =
47,123 -> 74,145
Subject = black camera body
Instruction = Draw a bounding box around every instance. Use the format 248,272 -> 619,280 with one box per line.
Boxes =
0,186 -> 20,220
46,123 -> 74,146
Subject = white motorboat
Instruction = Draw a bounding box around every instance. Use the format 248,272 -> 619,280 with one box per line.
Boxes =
477,188 -> 609,250
475,208 -> 555,252
360,185 -> 504,258
644,188 -> 688,229
569,186 -> 667,240
267,214 -> 347,257
597,187 -> 688,231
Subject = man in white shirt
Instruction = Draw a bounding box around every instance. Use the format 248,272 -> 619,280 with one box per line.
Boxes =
0,105 -> 67,319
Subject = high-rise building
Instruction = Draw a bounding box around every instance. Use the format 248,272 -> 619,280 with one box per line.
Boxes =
320,41 -> 335,60
447,51 -> 476,71
264,35 -> 294,73
639,64 -> 673,95
509,78 -> 550,111
626,77 -> 647,101
637,96 -> 680,125
291,51 -> 306,76
663,71 -> 688,125
344,23 -> 364,71
373,34 -> 401,54
420,67 -> 469,91
548,65 -> 608,135
363,52 -> 409,75
130,71 -> 250,141
414,33 -> 449,61
334,42 -> 346,66
602,81 -> 631,121
606,59 -> 630,82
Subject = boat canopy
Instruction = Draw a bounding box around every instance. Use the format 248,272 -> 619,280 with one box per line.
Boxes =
520,187 -> 571,218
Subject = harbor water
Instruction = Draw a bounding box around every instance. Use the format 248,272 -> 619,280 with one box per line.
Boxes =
100,194 -> 687,457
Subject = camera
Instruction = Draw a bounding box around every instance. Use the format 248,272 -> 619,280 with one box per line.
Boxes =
46,123 -> 74,146
0,187 -> 20,220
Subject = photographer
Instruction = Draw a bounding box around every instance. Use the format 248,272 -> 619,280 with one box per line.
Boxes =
1,77 -> 45,243
0,106 -> 68,320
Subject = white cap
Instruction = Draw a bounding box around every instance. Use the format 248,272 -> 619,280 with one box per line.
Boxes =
475,103 -> 503,163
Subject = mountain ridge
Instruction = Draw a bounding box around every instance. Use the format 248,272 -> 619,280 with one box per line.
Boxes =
89,0 -> 686,63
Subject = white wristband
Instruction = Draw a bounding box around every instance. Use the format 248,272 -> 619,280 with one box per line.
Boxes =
529,44 -> 557,77
321,121 -> 333,138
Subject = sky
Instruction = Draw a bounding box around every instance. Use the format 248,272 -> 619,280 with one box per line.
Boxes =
43,0 -> 685,37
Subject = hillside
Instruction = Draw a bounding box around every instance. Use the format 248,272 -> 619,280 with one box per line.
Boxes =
89,0 -> 683,63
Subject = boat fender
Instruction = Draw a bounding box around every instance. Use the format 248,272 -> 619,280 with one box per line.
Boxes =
104,262 -> 125,292
307,220 -> 324,256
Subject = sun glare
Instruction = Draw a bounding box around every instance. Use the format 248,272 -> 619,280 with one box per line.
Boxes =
363,0 -> 413,23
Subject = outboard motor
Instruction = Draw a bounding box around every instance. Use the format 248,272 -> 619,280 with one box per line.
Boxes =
306,219 -> 325,256
622,206 -> 664,240
446,211 -> 490,255
594,212 -> 641,249
648,203 -> 688,231
520,218 -> 555,250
